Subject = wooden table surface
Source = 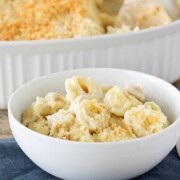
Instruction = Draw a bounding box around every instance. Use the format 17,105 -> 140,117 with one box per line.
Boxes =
0,110 -> 12,139
1,79 -> 180,140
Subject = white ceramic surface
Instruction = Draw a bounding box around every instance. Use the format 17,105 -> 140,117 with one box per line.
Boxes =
1,19 -> 180,108
8,69 -> 180,180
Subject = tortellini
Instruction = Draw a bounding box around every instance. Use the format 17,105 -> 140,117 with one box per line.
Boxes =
22,97 -> 52,126
76,99 -> 110,132
22,75 -> 170,142
115,0 -> 172,29
101,85 -> 113,95
47,109 -> 75,139
28,117 -> 49,135
124,83 -> 145,102
104,86 -> 142,116
47,109 -> 93,142
44,92 -> 69,111
65,76 -> 103,102
95,114 -> 136,142
22,93 -> 68,126
124,102 -> 169,137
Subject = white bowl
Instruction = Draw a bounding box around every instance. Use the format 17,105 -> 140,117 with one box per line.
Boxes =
8,68 -> 180,180
1,20 -> 180,109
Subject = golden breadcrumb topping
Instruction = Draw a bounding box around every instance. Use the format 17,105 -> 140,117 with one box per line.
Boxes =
0,0 -> 107,40
0,0 -> 175,40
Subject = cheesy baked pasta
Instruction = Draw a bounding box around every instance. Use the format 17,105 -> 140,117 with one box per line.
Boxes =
0,0 -> 175,40
21,75 -> 170,142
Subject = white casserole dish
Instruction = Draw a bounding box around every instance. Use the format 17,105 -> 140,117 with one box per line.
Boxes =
1,21 -> 180,109
8,68 -> 180,180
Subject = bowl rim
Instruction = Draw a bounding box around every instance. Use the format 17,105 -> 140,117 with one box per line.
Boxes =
1,20 -> 180,46
8,68 -> 180,146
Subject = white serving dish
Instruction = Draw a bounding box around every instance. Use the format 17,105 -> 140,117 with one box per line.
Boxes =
8,68 -> 180,180
1,20 -> 180,109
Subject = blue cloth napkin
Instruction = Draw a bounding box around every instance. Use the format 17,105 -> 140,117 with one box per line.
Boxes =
0,138 -> 180,180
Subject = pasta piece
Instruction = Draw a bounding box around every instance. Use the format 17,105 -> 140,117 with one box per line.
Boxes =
94,125 -> 135,142
101,85 -> 113,95
47,109 -> 93,141
68,124 -> 94,142
115,0 -> 171,29
28,117 -> 49,135
47,109 -> 75,139
104,86 -> 142,116
22,97 -> 52,126
107,25 -> 139,34
65,76 -> 103,102
94,114 -> 136,142
45,92 -> 69,111
68,95 -> 84,114
22,93 -> 68,126
76,99 -> 110,132
124,102 -> 169,137
124,83 -> 145,102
